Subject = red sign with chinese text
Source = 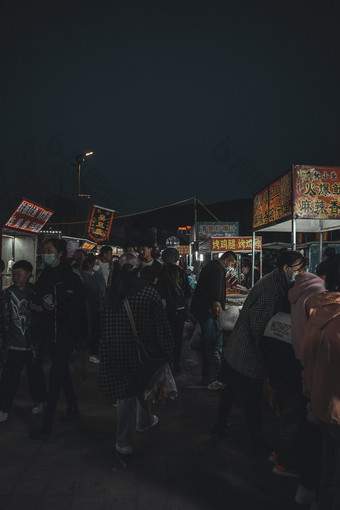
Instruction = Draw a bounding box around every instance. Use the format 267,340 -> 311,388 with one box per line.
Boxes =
87,205 -> 114,242
211,237 -> 262,252
253,188 -> 269,229
5,199 -> 54,233
293,165 -> 340,219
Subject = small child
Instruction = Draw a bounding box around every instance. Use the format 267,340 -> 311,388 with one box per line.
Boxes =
0,260 -> 46,422
203,302 -> 224,390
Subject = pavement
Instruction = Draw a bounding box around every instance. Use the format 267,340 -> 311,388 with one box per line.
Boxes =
0,320 -> 312,510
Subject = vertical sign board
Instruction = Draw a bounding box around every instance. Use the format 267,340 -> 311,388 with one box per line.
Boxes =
293,165 -> 340,219
87,205 -> 115,243
253,171 -> 292,229
5,199 -> 54,233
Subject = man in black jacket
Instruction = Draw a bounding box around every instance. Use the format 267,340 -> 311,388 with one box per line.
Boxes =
190,251 -> 236,324
190,251 -> 236,384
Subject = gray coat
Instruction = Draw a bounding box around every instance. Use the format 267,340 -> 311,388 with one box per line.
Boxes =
225,268 -> 290,379
98,284 -> 174,399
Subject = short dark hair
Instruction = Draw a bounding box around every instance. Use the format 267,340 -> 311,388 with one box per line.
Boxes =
83,253 -> 99,271
100,245 -> 112,256
75,249 -> 86,256
220,251 -> 237,262
12,260 -> 33,273
44,238 -> 67,258
275,248 -> 307,270
138,239 -> 154,249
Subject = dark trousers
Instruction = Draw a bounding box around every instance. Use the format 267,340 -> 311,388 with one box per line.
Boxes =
295,396 -> 322,490
319,421 -> 340,510
41,338 -> 76,424
168,309 -> 186,371
217,360 -> 264,444
0,349 -> 46,412
274,390 -> 301,468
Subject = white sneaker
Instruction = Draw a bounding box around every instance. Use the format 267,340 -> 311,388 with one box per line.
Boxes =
136,415 -> 159,432
295,483 -> 316,505
89,355 -> 100,364
32,402 -> 45,415
0,410 -> 8,423
207,381 -> 223,390
115,443 -> 133,455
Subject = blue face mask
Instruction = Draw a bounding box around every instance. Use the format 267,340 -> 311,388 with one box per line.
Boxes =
93,265 -> 100,272
286,270 -> 297,284
43,254 -> 57,267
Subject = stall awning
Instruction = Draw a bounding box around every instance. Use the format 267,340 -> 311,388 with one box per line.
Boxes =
256,218 -> 340,233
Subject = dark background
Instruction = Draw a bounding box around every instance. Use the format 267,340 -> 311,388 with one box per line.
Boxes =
2,0 -> 340,224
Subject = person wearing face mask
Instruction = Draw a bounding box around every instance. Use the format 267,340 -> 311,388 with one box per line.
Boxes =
240,258 -> 260,290
82,254 -> 106,364
211,248 -> 306,456
30,238 -> 88,439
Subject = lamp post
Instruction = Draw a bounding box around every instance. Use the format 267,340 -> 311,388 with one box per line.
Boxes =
75,152 -> 94,198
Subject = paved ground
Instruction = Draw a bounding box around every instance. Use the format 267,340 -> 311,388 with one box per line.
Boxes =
0,321 -> 311,510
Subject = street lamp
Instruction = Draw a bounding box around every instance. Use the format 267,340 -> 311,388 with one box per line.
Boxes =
75,152 -> 94,198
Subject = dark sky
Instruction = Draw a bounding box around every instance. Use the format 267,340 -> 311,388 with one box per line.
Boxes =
2,0 -> 340,218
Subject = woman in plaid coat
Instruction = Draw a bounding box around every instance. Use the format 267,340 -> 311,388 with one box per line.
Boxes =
98,252 -> 173,455
212,249 -> 307,455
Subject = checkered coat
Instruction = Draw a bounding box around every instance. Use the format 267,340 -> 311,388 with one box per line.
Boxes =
225,268 -> 290,379
98,284 -> 174,399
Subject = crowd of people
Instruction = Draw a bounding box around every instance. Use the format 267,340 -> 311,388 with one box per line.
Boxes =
0,238 -> 339,509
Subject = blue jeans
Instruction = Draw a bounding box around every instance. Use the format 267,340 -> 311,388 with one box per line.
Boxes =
116,394 -> 153,448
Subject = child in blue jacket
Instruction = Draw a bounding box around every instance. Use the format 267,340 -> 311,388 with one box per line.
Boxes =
203,302 -> 224,389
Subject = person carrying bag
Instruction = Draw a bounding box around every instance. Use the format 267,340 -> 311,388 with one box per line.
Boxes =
98,252 -> 174,455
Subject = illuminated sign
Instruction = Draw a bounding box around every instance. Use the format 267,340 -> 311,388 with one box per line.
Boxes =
253,171 -> 292,229
82,241 -> 97,251
87,205 -> 114,242
211,236 -> 262,252
177,245 -> 190,255
293,165 -> 340,219
5,199 -> 54,233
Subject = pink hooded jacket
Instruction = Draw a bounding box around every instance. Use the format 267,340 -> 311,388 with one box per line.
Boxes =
288,272 -> 325,359
300,292 -> 340,425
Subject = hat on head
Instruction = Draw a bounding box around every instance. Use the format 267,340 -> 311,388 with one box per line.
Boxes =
118,252 -> 141,272
162,248 -> 179,264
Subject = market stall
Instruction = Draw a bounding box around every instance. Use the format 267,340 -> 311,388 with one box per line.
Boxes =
253,165 -> 340,271
210,235 -> 262,307
1,199 -> 54,287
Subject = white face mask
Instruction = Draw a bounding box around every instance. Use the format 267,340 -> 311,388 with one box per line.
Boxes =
93,265 -> 100,272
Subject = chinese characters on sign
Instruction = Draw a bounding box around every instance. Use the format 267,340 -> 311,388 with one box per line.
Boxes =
191,222 -> 239,242
293,165 -> 340,219
253,171 -> 292,229
177,245 -> 190,255
211,237 -> 262,252
5,200 -> 54,233
87,205 -> 114,242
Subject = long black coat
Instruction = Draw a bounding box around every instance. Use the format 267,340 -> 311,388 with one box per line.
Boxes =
190,260 -> 226,320
98,283 -> 174,399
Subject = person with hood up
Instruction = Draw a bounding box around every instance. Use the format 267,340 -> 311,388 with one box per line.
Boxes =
300,253 -> 340,510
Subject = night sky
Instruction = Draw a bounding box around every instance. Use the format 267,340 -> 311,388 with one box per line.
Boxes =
2,0 -> 340,219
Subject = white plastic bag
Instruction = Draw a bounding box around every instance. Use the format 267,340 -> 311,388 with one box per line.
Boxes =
218,306 -> 240,332
264,312 -> 292,343
144,363 -> 178,403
